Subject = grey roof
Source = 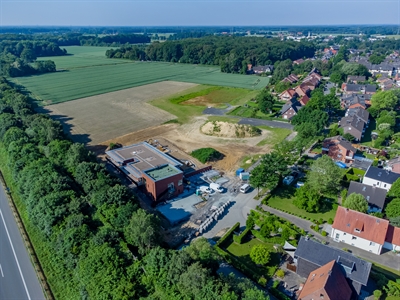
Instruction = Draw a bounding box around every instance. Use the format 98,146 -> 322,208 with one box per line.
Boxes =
253,65 -> 274,72
339,116 -> 366,141
347,75 -> 366,82
346,108 -> 369,124
364,166 -> 400,184
341,94 -> 371,108
345,84 -> 376,93
280,99 -> 301,114
370,64 -> 393,72
294,237 -> 371,286
347,181 -> 387,210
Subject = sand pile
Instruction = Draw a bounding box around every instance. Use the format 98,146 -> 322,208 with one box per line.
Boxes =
201,121 -> 261,138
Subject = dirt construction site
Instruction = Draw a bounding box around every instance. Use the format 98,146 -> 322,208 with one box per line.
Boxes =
100,116 -> 271,175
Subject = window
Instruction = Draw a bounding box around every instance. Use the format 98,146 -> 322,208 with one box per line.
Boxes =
377,181 -> 380,186
178,179 -> 182,186
384,184 -> 387,188
335,233 -> 340,239
370,242 -> 375,246
352,236 -> 357,240
343,233 -> 346,235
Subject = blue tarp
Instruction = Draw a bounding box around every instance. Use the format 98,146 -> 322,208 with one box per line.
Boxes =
236,168 -> 245,176
335,161 -> 347,168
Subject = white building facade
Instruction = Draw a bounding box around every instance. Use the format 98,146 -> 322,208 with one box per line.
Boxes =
331,228 -> 383,255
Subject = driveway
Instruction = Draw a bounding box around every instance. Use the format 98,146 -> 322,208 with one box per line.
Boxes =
238,118 -> 294,130
203,104 -> 233,116
261,205 -> 400,272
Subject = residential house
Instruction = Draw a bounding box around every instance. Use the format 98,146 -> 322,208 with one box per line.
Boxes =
377,78 -> 394,91
280,99 -> 302,120
252,65 -> 274,74
338,115 -> 366,142
322,136 -> 357,164
340,94 -> 370,109
299,95 -> 310,106
347,181 -> 387,213
342,84 -> 377,95
384,225 -> 400,251
295,84 -> 311,97
347,76 -> 366,84
302,77 -> 319,90
385,157 -> 400,174
279,88 -> 298,101
293,58 -> 305,65
294,237 -> 371,296
332,207 -> 400,254
331,207 -> 389,255
362,166 -> 400,191
282,74 -> 299,84
369,64 -> 393,76
298,260 -> 352,300
345,107 -> 370,125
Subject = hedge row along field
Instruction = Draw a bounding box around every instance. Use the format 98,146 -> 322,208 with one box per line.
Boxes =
12,47 -> 269,105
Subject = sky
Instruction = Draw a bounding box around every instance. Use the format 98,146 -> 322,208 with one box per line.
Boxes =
0,0 -> 399,26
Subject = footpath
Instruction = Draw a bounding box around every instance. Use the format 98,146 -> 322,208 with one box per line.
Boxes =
261,205 -> 400,272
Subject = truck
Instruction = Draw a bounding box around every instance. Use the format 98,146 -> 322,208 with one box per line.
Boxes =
209,183 -> 223,193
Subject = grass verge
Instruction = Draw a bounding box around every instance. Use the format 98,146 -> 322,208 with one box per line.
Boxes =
256,126 -> 292,146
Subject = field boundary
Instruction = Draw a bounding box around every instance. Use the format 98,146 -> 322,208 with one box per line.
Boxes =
0,171 -> 54,300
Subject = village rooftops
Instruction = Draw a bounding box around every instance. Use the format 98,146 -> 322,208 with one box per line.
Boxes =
106,142 -> 182,170
333,207 -> 389,245
295,237 -> 371,286
347,75 -> 366,83
345,84 -> 377,93
347,181 -> 387,211
364,166 -> 400,184
144,164 -> 182,182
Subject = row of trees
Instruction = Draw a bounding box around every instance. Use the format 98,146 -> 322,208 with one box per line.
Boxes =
0,78 -> 266,299
106,36 -> 316,73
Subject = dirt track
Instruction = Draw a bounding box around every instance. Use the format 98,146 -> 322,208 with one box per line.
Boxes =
101,116 -> 273,174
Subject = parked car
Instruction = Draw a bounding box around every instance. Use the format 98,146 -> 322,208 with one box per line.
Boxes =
199,186 -> 212,193
210,183 -> 223,193
239,184 -> 251,193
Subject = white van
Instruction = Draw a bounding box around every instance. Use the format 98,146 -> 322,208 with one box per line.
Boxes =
240,184 -> 251,193
210,183 -> 223,193
199,186 -> 212,193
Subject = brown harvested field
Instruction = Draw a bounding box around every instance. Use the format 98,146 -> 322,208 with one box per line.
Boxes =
40,81 -> 197,145
101,116 -> 273,175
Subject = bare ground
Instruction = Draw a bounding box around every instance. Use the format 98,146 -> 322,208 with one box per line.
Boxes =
101,116 -> 273,175
40,81 -> 197,145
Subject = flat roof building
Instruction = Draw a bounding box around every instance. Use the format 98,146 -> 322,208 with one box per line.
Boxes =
107,142 -> 184,202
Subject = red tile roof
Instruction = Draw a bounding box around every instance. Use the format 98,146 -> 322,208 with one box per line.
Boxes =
299,95 -> 310,106
333,207 -> 389,245
298,260 -> 352,300
385,225 -> 400,246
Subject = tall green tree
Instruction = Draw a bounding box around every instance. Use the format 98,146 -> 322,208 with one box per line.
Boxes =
385,198 -> 400,218
371,90 -> 397,112
307,155 -> 342,195
343,193 -> 369,213
250,245 -> 271,265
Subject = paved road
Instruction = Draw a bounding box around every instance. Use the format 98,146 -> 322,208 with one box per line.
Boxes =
0,185 -> 45,300
203,104 -> 233,116
238,118 -> 294,130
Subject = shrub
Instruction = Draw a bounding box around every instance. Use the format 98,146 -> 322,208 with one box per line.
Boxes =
318,218 -> 324,224
321,231 -> 327,237
191,148 -> 222,163
327,218 -> 333,225
258,277 -> 267,287
216,222 -> 240,247
276,269 -> 285,278
272,280 -> 280,289
342,248 -> 349,252
373,290 -> 382,300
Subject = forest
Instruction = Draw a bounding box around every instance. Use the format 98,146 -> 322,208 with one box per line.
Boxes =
0,39 -> 64,77
105,36 -> 316,73
0,78 -> 268,299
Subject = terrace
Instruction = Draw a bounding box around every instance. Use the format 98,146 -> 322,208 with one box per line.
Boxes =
145,164 -> 181,181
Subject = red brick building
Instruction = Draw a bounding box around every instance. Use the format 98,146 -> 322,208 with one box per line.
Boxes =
322,136 -> 356,164
106,142 -> 184,202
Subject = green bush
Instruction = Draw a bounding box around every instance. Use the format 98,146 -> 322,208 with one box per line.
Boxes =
258,277 -> 267,287
327,218 -> 333,225
191,148 -> 222,163
272,280 -> 280,288
276,269 -> 285,278
216,222 -> 240,247
321,231 -> 327,237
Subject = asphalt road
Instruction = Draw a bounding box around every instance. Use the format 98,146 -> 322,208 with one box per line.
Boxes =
0,185 -> 45,300
238,118 -> 294,130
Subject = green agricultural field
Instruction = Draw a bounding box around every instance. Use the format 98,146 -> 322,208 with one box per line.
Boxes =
14,46 -> 269,105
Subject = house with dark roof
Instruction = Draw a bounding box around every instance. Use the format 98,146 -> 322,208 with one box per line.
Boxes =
338,115 -> 366,142
345,107 -> 370,125
322,136 -> 357,164
280,99 -> 302,120
347,181 -> 387,213
343,84 -> 377,95
347,75 -> 366,84
369,64 -> 393,76
362,166 -> 400,191
294,237 -> 371,296
332,207 -> 389,255
252,65 -> 274,74
340,94 -> 371,109
298,260 -> 352,300
385,157 -> 400,174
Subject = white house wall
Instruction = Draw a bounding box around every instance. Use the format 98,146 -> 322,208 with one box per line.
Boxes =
362,177 -> 392,191
331,228 -> 382,255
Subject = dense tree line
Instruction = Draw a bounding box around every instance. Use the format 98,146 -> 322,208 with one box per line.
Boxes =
0,39 -> 63,77
106,36 -> 316,73
0,78 -> 266,299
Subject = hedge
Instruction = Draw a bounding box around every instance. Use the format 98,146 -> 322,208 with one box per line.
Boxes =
216,222 -> 240,247
233,227 -> 252,244
269,287 -> 291,300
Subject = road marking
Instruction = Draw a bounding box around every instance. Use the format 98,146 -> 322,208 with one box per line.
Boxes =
0,209 -> 31,300
0,264 -> 3,277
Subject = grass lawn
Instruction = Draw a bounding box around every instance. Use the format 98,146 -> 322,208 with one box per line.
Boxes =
228,103 -> 277,120
361,119 -> 376,147
151,85 -> 256,124
240,154 -> 263,169
226,238 -> 280,278
266,187 -> 338,222
256,126 -> 292,146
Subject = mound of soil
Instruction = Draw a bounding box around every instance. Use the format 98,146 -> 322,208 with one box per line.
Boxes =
201,121 -> 261,138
